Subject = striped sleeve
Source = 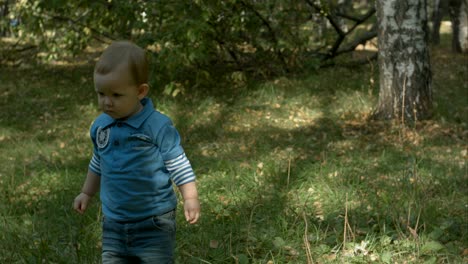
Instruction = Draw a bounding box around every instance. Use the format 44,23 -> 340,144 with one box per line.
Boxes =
164,153 -> 196,186
88,153 -> 101,176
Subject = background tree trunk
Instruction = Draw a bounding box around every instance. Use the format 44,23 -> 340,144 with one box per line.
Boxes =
432,0 -> 468,52
456,0 -> 468,52
449,0 -> 463,52
0,0 -> 9,37
431,0 -> 447,44
373,0 -> 433,123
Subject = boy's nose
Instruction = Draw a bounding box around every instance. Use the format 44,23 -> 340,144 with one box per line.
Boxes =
103,96 -> 112,106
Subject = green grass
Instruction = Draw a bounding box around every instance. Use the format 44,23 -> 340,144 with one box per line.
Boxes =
1,36 -> 467,263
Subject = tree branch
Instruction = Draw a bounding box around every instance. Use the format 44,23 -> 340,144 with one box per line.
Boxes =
239,0 -> 289,72
336,7 -> 376,24
48,13 -> 116,43
305,1 -> 377,60
335,30 -> 377,56
341,7 -> 376,34
305,0 -> 345,36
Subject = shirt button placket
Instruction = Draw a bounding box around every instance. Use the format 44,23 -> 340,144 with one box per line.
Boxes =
114,122 -> 121,147
112,122 -> 121,165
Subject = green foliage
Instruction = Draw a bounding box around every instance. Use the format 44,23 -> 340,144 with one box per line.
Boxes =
4,0 -> 377,91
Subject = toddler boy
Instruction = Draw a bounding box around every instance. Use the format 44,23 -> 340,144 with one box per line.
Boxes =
73,41 -> 200,263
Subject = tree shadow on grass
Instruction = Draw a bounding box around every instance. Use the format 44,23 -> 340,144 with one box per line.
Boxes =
0,64 -> 96,130
0,62 -> 104,262
0,159 -> 102,263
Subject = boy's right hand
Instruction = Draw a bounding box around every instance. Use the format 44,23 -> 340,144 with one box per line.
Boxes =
73,193 -> 92,214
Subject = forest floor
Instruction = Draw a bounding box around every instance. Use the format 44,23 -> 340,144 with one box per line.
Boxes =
0,32 -> 467,263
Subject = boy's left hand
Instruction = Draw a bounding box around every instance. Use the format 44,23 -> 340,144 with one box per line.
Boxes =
184,198 -> 200,224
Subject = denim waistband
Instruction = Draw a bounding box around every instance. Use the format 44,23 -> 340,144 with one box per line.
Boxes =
104,209 -> 176,224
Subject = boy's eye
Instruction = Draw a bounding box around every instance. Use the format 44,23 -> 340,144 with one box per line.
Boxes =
113,93 -> 122,97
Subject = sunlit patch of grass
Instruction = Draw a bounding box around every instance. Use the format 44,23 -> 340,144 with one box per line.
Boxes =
331,90 -> 374,119
11,171 -> 61,206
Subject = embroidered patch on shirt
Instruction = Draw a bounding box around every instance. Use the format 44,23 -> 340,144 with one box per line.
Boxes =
96,127 -> 110,149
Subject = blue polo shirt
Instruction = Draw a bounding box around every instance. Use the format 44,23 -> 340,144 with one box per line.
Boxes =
88,98 -> 194,221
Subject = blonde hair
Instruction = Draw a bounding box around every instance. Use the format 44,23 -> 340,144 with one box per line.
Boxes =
95,41 -> 149,85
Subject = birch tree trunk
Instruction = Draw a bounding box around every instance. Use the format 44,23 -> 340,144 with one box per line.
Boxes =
373,0 -> 433,122
461,0 -> 468,52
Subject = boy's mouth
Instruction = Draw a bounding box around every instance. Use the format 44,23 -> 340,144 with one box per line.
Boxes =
104,109 -> 115,116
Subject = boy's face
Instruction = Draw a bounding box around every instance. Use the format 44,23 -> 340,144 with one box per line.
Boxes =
94,65 -> 148,120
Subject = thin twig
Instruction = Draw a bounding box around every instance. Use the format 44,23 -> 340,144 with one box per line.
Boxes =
182,251 -> 213,264
247,203 -> 262,240
343,193 -> 348,252
287,158 -> 291,189
303,212 -> 314,264
401,75 -> 407,125
415,207 -> 421,234
407,205 -> 411,228
346,219 -> 355,241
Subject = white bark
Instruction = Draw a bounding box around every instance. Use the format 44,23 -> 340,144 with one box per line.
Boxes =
459,0 -> 468,52
374,0 -> 432,122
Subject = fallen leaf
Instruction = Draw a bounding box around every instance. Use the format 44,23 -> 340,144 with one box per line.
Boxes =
407,226 -> 419,239
323,254 -> 336,261
284,246 -> 299,256
461,248 -> 468,256
209,240 -> 219,249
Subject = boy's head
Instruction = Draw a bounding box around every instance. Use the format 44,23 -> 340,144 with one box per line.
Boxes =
94,41 -> 150,120
94,41 -> 149,86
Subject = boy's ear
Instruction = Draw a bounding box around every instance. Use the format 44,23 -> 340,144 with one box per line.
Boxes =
137,83 -> 149,99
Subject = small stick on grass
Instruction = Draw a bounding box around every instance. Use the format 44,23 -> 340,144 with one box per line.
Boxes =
303,212 -> 314,264
343,193 -> 348,253
342,193 -> 355,253
401,75 -> 407,125
287,157 -> 291,189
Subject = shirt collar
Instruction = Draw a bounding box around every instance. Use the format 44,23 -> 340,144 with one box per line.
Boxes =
124,97 -> 154,128
99,97 -> 154,129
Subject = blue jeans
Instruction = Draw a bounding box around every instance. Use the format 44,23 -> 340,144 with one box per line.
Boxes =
102,210 -> 176,264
